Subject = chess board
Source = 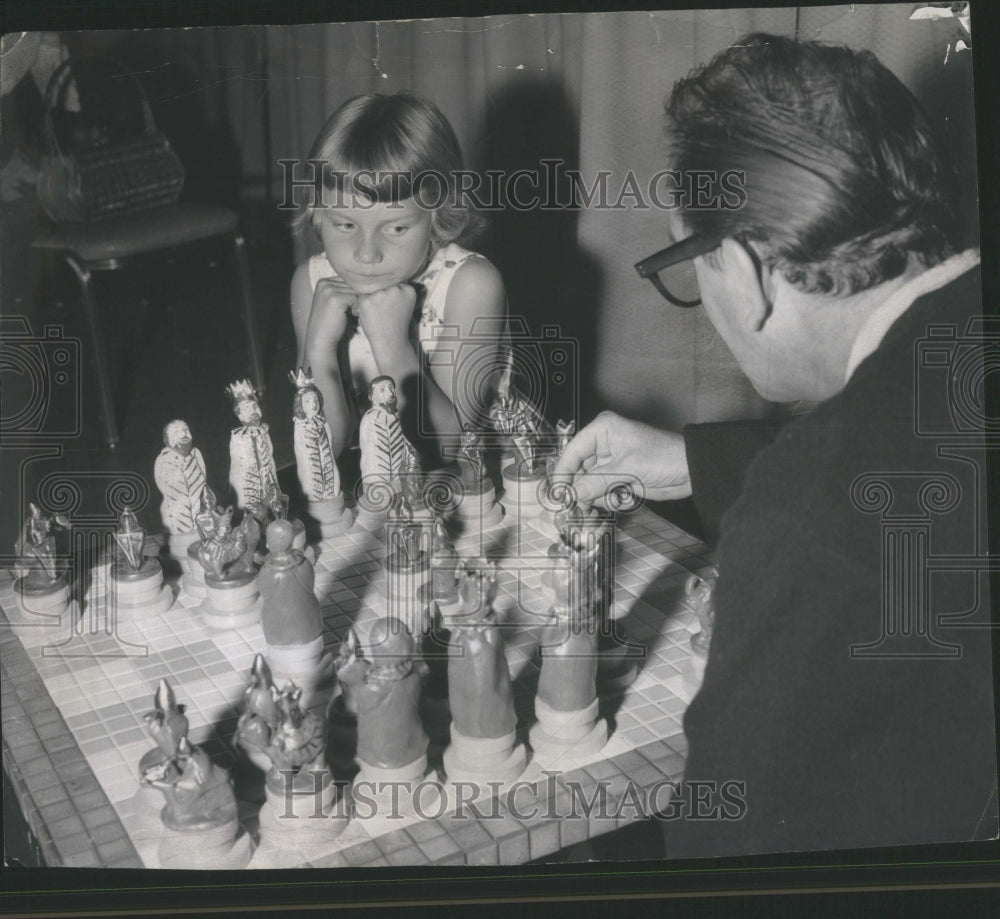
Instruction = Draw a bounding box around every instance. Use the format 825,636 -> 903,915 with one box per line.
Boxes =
1,504 -> 714,868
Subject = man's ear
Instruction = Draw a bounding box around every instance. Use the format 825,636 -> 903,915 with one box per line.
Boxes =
717,238 -> 771,331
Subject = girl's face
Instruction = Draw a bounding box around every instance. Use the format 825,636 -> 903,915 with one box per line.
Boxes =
317,193 -> 433,294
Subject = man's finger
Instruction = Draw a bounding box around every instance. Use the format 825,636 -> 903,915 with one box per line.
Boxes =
552,419 -> 606,478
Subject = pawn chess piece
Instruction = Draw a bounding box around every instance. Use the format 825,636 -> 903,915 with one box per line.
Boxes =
443,607 -> 527,790
141,736 -> 254,869
383,496 -> 432,638
451,427 -> 504,535
336,618 -> 438,826
13,503 -> 72,620
258,520 -> 334,708
529,548 -> 608,770
236,661 -> 347,863
196,505 -> 262,630
107,507 -> 174,616
684,568 -> 718,689
153,419 -> 208,566
290,368 -> 353,538
429,518 -> 464,622
133,679 -> 189,820
355,376 -> 418,532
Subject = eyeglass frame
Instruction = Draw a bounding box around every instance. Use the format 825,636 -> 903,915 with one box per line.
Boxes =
634,230 -> 725,307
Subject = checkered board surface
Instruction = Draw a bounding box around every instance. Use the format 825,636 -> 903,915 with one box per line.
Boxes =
1,505 -> 714,867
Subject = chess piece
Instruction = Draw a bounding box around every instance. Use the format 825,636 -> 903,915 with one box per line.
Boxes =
180,485 -> 219,601
107,506 -> 174,616
13,503 -> 72,620
141,736 -> 254,869
226,379 -> 280,513
133,679 -> 189,818
452,427 -> 504,534
529,544 -> 608,769
684,568 -> 718,688
355,376 -> 417,531
236,658 -> 347,860
382,495 -> 432,638
336,619 -> 438,824
290,368 -> 352,538
429,517 -> 463,621
153,419 -> 207,565
246,481 -> 308,556
258,520 -> 334,708
195,503 -> 262,630
491,364 -> 551,521
443,606 -> 527,788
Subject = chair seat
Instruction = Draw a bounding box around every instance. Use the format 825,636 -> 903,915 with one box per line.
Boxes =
33,202 -> 239,263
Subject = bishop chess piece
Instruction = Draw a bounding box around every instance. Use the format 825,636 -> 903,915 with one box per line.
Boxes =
153,419 -> 207,566
382,495 -> 432,639
290,368 -> 352,538
258,520 -> 334,708
236,657 -> 347,863
335,619 -> 439,826
684,568 -> 718,689
355,375 -> 417,532
195,503 -> 262,630
529,540 -> 609,770
451,427 -> 504,535
107,506 -> 174,616
13,503 -> 72,621
443,604 -> 527,790
141,734 -> 254,869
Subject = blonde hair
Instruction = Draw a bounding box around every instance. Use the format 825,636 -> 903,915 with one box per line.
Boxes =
295,92 -> 483,248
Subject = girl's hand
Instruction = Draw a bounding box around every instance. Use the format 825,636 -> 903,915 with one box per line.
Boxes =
356,283 -> 417,355
309,277 -> 357,348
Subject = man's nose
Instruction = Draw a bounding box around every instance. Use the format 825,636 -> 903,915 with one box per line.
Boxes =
354,233 -> 383,265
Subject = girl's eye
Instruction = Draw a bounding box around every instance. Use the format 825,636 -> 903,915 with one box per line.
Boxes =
335,222 -> 355,231
386,225 -> 410,236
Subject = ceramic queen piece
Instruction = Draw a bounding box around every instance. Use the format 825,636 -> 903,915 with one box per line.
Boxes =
153,419 -> 207,564
290,367 -> 352,537
226,379 -> 279,513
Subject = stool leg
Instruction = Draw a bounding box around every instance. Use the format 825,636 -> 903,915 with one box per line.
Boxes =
64,255 -> 119,448
232,233 -> 265,393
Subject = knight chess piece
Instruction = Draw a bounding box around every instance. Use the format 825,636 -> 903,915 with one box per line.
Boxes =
195,502 -> 262,630
153,419 -> 208,565
335,619 -> 439,826
13,503 -> 72,621
133,679 -> 189,820
258,520 -> 334,709
236,656 -> 347,862
107,506 -> 174,616
290,368 -> 353,538
180,485 -> 217,601
451,427 -> 504,535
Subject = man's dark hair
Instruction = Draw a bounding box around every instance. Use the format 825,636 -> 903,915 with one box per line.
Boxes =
368,375 -> 395,398
667,33 -> 958,296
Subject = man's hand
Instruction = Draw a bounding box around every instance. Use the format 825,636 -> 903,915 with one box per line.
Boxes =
357,283 -> 417,355
552,411 -> 692,507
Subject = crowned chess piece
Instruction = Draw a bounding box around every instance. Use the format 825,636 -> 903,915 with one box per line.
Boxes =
335,619 -> 438,825
258,520 -> 334,709
529,541 -> 608,770
141,734 -> 254,869
684,568 -> 718,689
382,495 -> 432,639
226,379 -> 280,513
451,427 -> 504,536
490,362 -> 552,522
195,502 -> 262,630
443,603 -> 527,790
355,376 -> 418,532
153,419 -> 208,565
13,503 -> 72,620
107,506 -> 174,616
290,368 -> 352,538
236,656 -> 347,863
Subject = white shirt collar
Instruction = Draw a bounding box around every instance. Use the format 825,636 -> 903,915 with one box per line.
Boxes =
844,249 -> 981,383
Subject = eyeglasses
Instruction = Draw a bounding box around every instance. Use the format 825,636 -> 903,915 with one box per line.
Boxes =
634,231 -> 724,307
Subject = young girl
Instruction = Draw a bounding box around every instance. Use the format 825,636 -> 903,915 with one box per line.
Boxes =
291,92 -> 507,465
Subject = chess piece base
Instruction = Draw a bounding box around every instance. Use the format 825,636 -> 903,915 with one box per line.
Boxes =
308,496 -> 353,539
528,696 -> 608,770
156,816 -> 254,870
14,578 -> 71,616
199,578 -> 262,630
256,769 -> 349,852
502,464 -> 548,519
443,725 -> 527,785
167,530 -> 200,566
267,638 -> 336,711
351,755 -> 441,826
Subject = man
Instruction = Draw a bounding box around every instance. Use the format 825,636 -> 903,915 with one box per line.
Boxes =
359,375 -> 417,492
556,34 -> 995,856
153,419 -> 207,536
226,380 -> 279,512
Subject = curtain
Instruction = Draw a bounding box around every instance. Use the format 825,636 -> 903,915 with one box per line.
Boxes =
256,6 -> 974,432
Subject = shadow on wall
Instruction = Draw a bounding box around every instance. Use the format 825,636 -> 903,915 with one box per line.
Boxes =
470,77 -> 603,428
